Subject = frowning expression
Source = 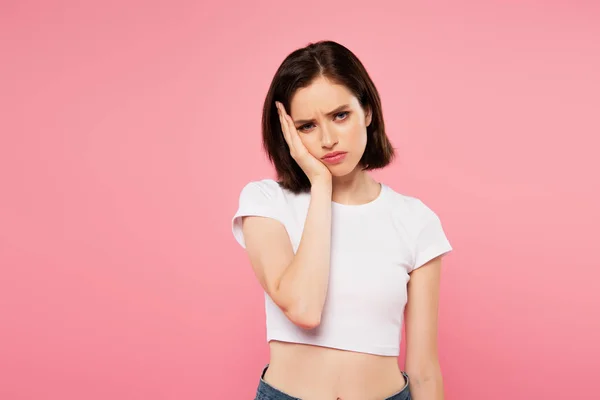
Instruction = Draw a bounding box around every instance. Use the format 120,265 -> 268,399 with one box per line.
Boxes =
289,76 -> 372,176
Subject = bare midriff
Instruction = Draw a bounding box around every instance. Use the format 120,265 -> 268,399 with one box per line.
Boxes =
263,340 -> 407,400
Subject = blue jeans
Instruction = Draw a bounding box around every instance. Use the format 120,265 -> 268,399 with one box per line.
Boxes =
255,364 -> 412,400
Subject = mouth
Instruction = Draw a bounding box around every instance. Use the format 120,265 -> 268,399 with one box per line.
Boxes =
321,151 -> 347,164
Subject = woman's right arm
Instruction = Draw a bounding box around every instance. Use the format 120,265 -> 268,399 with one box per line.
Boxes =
241,177 -> 332,329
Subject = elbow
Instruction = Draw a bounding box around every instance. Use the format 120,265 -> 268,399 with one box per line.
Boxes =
271,282 -> 324,329
285,303 -> 322,329
293,313 -> 321,330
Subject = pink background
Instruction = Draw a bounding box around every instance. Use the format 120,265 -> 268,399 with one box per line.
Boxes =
1,1 -> 599,399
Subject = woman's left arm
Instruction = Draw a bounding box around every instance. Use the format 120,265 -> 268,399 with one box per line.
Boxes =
405,255 -> 445,400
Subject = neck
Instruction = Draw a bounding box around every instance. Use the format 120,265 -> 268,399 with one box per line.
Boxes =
331,167 -> 380,205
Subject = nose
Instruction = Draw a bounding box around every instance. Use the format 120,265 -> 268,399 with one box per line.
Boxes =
320,125 -> 339,149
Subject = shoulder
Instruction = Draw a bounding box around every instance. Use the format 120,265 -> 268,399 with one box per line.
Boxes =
232,179 -> 287,248
235,178 -> 293,210
238,178 -> 283,199
237,178 -> 309,208
382,183 -> 452,269
383,184 -> 440,225
381,184 -> 446,247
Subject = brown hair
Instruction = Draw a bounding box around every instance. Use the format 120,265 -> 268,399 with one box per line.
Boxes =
261,40 -> 395,193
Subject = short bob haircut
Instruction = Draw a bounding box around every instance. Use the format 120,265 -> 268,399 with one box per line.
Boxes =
261,40 -> 395,193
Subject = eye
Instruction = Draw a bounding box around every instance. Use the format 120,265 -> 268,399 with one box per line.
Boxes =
296,112 -> 350,132
335,111 -> 350,121
298,123 -> 315,133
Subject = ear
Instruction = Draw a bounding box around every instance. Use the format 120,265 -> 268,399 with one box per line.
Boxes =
365,106 -> 373,127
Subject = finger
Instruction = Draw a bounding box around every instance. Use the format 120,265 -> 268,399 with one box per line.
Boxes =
284,114 -> 304,152
277,103 -> 294,151
276,104 -> 292,149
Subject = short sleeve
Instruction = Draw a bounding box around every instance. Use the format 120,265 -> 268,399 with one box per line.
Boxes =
231,180 -> 286,249
411,200 -> 453,271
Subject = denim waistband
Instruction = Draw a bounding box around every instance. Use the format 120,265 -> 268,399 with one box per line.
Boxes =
255,364 -> 411,400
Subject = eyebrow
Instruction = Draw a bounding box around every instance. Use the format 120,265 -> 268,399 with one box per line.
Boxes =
293,104 -> 351,125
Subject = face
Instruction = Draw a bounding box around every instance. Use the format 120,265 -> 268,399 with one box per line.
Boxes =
289,76 -> 372,177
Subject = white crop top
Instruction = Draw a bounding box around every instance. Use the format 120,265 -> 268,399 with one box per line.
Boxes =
231,179 -> 452,356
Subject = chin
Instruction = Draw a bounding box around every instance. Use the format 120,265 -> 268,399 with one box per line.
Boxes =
328,162 -> 360,178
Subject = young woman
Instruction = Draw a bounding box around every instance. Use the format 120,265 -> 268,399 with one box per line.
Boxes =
232,40 -> 453,400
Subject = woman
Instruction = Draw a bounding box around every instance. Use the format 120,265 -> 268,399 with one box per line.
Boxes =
232,40 -> 452,400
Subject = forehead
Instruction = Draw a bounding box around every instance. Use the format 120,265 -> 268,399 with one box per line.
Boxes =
289,77 -> 359,118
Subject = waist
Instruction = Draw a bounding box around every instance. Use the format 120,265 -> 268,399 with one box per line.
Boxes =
264,340 -> 407,399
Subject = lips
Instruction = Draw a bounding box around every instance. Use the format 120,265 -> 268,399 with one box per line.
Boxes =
321,151 -> 347,160
321,151 -> 347,164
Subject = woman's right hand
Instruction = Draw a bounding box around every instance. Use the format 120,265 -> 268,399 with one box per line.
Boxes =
275,101 -> 332,184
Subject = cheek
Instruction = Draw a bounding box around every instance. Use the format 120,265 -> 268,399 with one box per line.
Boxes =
299,135 -> 321,156
346,127 -> 368,164
358,129 -> 368,149
344,125 -> 367,150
